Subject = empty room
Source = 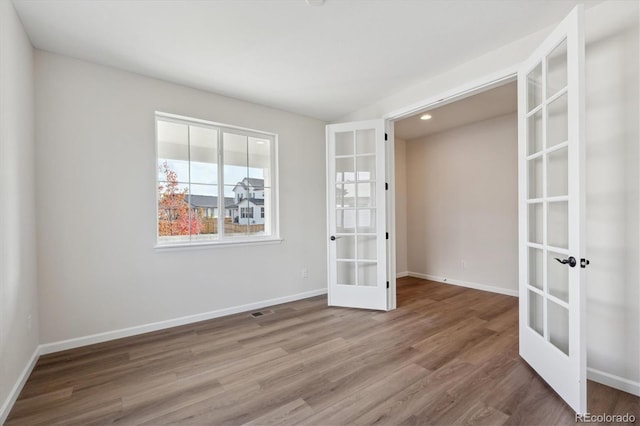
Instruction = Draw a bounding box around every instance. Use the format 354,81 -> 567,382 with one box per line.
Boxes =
1,0 -> 639,425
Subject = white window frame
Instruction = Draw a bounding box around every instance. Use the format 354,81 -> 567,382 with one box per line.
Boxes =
155,112 -> 280,249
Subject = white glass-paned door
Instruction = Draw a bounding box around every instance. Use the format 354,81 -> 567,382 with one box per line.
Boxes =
518,6 -> 586,414
327,120 -> 388,310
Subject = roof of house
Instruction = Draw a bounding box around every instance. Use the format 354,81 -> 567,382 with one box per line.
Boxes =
185,194 -> 235,209
232,177 -> 264,192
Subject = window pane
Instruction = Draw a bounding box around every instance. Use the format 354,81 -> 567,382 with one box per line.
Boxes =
527,110 -> 543,155
157,120 -> 188,163
248,136 -> 270,185
528,156 -> 543,199
548,201 -> 568,249
528,247 -> 543,290
336,184 -> 356,208
337,236 -> 356,260
223,132 -> 248,185
189,126 -> 218,185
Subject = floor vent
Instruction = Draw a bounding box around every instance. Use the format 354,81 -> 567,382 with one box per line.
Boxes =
250,309 -> 273,318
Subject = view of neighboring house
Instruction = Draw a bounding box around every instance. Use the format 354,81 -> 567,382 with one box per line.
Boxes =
231,177 -> 265,225
185,194 -> 235,219
184,177 -> 265,225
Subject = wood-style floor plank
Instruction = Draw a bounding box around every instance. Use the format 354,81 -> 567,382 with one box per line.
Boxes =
6,277 -> 639,425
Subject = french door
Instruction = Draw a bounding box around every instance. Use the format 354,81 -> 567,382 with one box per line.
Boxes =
518,6 -> 587,414
326,120 -> 388,310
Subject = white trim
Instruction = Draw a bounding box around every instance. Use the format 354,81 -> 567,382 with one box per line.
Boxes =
39,288 -> 327,355
384,66 -> 518,121
154,237 -> 283,251
407,271 -> 519,297
587,368 -> 640,397
0,346 -> 39,425
396,271 -> 409,278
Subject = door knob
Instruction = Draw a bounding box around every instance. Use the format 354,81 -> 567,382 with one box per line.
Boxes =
330,236 -> 336,241
555,256 -> 577,268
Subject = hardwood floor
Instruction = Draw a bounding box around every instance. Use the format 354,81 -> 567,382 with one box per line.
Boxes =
6,277 -> 639,425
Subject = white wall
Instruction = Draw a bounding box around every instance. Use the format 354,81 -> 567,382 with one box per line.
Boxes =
394,138 -> 408,276
404,114 -> 518,294
350,1 -> 640,393
583,0 -> 640,389
0,1 -> 39,421
34,51 -> 327,345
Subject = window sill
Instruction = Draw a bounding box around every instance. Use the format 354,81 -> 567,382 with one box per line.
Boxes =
154,237 -> 283,251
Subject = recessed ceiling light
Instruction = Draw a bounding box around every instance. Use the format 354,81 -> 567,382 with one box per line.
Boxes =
420,114 -> 432,121
305,0 -> 325,6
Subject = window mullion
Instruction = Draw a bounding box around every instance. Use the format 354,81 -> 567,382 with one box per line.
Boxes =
218,130 -> 225,241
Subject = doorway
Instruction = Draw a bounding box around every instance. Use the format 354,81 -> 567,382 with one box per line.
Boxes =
392,81 -> 519,298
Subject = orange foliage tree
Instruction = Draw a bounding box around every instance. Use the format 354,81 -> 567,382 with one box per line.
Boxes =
158,162 -> 202,236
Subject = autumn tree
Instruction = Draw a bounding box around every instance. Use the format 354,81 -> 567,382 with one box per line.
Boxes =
158,162 -> 202,236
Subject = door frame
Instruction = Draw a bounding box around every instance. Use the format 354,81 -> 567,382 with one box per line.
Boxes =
382,66 -> 519,311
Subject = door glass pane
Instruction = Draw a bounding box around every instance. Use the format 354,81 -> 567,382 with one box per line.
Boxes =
547,148 -> 568,197
356,155 -> 376,181
336,184 -> 356,208
337,261 -> 356,286
356,129 -> 375,155
358,262 -> 377,286
356,183 -> 375,207
548,301 -> 569,355
357,236 -> 377,260
527,63 -> 543,112
547,251 -> 569,303
548,201 -> 568,249
337,209 -> 356,233
528,247 -> 543,290
357,209 -> 376,233
547,39 -> 568,97
528,203 -> 543,244
529,290 -> 544,337
336,157 -> 355,182
547,93 -> 568,148
528,110 -> 543,155
336,236 -> 355,259
336,131 -> 354,156
528,157 -> 543,199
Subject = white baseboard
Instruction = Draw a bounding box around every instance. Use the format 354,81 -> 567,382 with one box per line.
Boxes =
40,288 -> 327,355
0,345 -> 40,425
407,272 -> 519,297
588,367 -> 640,397
396,271 -> 409,278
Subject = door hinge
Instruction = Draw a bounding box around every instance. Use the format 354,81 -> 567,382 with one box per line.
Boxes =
580,258 -> 590,268
385,182 -> 388,190
385,133 -> 388,141
386,281 -> 389,289
386,232 -> 389,240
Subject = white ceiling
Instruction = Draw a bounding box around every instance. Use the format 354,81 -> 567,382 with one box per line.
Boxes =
12,0 -> 599,122
395,81 -> 517,141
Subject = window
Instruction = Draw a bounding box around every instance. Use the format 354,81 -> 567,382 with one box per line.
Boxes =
156,112 -> 278,246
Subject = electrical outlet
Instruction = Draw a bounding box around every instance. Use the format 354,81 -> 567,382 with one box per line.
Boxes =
301,268 -> 309,278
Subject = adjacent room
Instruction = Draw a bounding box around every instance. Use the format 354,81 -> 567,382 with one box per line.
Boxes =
1,0 -> 638,424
